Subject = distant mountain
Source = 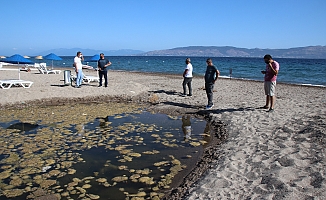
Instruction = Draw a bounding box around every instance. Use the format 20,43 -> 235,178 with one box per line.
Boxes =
38,48 -> 145,56
138,46 -> 326,59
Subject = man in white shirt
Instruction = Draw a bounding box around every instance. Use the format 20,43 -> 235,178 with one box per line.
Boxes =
73,51 -> 84,88
182,58 -> 193,96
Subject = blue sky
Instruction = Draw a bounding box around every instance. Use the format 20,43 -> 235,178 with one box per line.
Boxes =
1,0 -> 326,55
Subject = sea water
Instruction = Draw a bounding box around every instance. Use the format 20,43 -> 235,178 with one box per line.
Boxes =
29,56 -> 326,86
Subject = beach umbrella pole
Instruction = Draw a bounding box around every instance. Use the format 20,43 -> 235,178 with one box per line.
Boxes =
18,68 -> 20,80
43,53 -> 62,69
18,61 -> 20,80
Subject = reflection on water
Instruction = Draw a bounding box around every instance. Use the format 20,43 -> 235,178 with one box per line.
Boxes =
6,121 -> 39,133
182,116 -> 192,140
0,104 -> 212,200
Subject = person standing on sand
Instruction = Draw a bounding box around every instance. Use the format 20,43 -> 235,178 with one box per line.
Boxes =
204,58 -> 220,110
74,51 -> 84,88
261,54 -> 280,112
182,58 -> 193,97
97,53 -> 111,87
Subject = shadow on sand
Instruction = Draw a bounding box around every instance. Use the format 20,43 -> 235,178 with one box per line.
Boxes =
161,101 -> 256,115
149,90 -> 180,96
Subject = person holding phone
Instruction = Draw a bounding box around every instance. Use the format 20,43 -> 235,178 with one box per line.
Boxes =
74,51 -> 84,88
261,54 -> 280,112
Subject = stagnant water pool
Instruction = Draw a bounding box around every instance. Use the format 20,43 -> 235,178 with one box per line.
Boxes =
0,103 -> 213,199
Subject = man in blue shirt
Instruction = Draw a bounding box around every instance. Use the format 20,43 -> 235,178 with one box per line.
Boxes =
204,58 -> 220,110
97,53 -> 111,87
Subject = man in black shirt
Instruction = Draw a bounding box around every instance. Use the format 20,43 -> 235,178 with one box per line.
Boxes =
97,53 -> 111,87
204,58 -> 220,110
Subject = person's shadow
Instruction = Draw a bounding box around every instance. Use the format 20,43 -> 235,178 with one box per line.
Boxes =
196,107 -> 256,115
161,101 -> 201,109
161,101 -> 256,114
149,90 -> 180,96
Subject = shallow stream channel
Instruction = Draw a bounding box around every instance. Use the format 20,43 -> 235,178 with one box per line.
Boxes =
0,102 -> 217,199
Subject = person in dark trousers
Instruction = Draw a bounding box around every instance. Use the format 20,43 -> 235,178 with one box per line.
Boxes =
204,58 -> 220,110
97,53 -> 111,87
182,58 -> 193,96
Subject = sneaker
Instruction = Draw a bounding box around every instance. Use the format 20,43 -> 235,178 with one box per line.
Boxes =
181,94 -> 187,97
187,94 -> 192,97
98,85 -> 102,87
205,104 -> 214,110
267,108 -> 274,113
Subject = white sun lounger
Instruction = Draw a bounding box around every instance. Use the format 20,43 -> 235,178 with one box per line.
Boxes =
0,79 -> 33,89
83,75 -> 99,83
37,63 -> 61,74
71,75 -> 100,84
37,67 -> 61,74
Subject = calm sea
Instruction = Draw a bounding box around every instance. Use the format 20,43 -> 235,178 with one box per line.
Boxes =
29,56 -> 326,87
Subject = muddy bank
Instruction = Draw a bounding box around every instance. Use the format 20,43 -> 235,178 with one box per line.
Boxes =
162,115 -> 228,200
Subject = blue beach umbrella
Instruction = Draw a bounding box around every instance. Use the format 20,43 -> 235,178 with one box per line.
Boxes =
85,54 -> 100,62
84,54 -> 100,70
43,53 -> 62,69
1,54 -> 33,64
1,54 -> 34,79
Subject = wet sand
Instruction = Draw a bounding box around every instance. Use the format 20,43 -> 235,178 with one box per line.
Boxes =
0,67 -> 325,199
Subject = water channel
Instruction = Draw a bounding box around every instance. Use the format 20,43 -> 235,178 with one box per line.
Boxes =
0,103 -> 213,199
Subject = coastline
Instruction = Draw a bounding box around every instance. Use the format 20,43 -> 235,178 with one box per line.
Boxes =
0,68 -> 326,199
0,56 -> 326,87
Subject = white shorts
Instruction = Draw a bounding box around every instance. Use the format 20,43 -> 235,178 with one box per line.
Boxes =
264,81 -> 276,96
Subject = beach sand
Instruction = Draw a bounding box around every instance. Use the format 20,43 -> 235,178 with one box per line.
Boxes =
0,67 -> 325,199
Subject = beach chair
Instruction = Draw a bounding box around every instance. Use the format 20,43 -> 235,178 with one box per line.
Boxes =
70,74 -> 100,85
24,64 -> 34,68
83,75 -> 100,83
37,63 -> 61,74
34,63 -> 40,68
0,79 -> 33,89
82,65 -> 97,70
37,66 -> 53,74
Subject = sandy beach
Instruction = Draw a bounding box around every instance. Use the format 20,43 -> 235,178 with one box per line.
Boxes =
0,67 -> 325,199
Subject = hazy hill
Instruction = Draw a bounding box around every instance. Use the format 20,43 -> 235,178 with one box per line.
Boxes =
38,48 -> 144,56
139,46 -> 326,59
35,46 -> 326,58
